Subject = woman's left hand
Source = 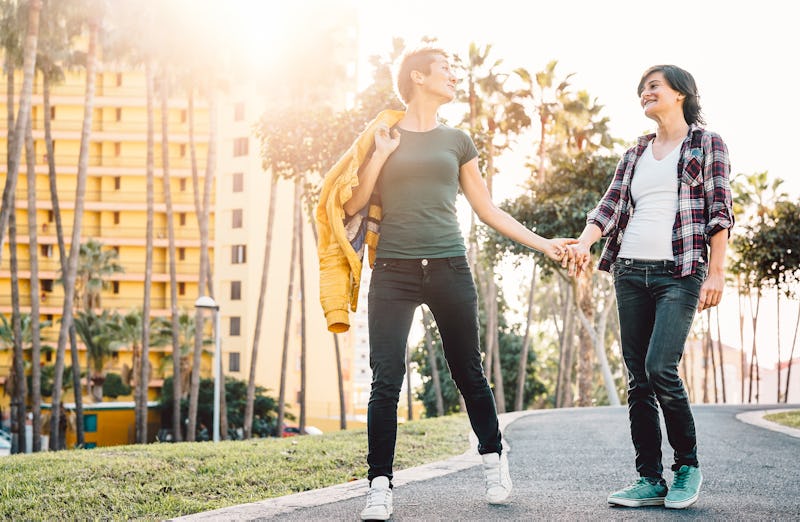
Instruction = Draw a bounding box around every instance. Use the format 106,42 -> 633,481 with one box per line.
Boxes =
698,270 -> 725,311
545,238 -> 578,263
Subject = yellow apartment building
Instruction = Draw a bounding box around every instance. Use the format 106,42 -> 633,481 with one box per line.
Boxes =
1,8 -> 370,438
0,67 -> 214,431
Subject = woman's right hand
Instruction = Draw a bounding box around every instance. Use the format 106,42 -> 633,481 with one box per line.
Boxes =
374,123 -> 400,157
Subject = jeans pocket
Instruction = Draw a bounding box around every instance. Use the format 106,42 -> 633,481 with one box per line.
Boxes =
373,260 -> 398,272
447,257 -> 472,274
613,262 -> 633,278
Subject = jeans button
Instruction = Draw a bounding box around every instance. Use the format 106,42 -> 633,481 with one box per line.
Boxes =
421,259 -> 429,266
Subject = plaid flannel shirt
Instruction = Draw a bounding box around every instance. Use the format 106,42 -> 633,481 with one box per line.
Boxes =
587,125 -> 734,277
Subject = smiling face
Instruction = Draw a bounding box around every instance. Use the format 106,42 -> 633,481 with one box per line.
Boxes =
639,71 -> 685,121
418,54 -> 457,103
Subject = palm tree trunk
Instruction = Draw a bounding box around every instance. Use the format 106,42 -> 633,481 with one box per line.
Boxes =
25,115 -> 42,451
423,308 -> 444,416
738,277 -> 747,403
715,306 -> 727,403
9,210 -> 26,454
276,183 -> 299,437
188,90 -> 217,440
776,292 -> 781,402
556,285 -> 575,408
50,18 -> 96,450
748,291 -> 761,403
0,0 -> 40,265
706,310 -> 719,403
296,177 -> 307,434
244,173 -> 278,438
43,70 -> 84,446
783,301 -> 799,402
303,204 -> 348,431
514,263 -> 537,411
159,71 -> 182,442
138,58 -> 155,444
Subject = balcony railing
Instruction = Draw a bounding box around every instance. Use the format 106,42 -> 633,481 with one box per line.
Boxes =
28,118 -> 211,136
0,153 -> 208,171
12,188 -> 212,207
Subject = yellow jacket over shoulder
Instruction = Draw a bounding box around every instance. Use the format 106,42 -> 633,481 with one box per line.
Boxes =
316,110 -> 404,333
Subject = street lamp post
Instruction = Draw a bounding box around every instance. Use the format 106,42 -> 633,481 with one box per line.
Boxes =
194,295 -> 221,442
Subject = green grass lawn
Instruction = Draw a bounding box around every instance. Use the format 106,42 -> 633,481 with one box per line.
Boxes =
763,410 -> 800,429
0,414 -> 470,520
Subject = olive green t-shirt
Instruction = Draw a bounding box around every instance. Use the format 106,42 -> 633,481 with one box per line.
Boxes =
375,124 -> 478,259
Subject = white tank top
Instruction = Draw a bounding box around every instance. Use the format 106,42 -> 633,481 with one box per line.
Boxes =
618,140 -> 680,260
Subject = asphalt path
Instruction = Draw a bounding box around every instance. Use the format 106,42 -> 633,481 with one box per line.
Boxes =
178,404 -> 800,521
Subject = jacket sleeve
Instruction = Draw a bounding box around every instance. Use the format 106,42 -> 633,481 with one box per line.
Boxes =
702,132 -> 734,240
587,155 -> 627,237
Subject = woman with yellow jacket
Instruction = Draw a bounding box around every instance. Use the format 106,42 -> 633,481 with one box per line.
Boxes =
320,45 -> 571,521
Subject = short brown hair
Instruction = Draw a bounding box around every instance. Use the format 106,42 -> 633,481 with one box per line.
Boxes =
394,45 -> 449,104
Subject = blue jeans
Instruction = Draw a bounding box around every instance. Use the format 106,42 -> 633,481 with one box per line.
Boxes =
613,258 -> 706,481
367,256 -> 502,482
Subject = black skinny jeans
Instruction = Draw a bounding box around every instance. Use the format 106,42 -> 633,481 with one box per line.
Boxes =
614,258 -> 706,480
367,256 -> 502,483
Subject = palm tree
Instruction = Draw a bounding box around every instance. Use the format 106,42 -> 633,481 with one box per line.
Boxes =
276,178 -> 300,436
73,239 -> 124,310
49,9 -> 98,451
187,90 -> 217,441
24,109 -> 43,450
243,171 -> 278,439
37,0 -> 85,447
137,56 -> 156,443
7,210 -> 26,453
0,0 -> 40,266
157,68 -> 183,442
73,310 -> 116,402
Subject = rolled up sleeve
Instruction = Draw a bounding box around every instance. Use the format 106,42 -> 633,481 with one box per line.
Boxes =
703,134 -> 734,240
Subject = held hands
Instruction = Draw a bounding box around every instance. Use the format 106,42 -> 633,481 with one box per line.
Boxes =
374,123 -> 400,157
544,238 -> 579,263
562,240 -> 592,278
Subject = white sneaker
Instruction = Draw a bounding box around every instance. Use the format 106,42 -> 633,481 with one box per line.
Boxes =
482,452 -> 512,505
360,476 -> 393,520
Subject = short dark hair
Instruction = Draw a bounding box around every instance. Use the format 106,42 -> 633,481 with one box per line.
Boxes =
394,45 -> 449,104
637,65 -> 705,126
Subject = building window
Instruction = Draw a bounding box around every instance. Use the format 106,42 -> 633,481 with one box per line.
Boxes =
179,178 -> 186,191
114,142 -> 121,156
231,245 -> 246,264
230,317 -> 241,336
178,282 -> 185,295
232,209 -> 243,228
230,281 -> 241,300
178,247 -> 185,261
50,106 -> 56,120
113,211 -> 120,225
112,246 -> 120,255
41,279 -> 54,292
233,137 -> 249,157
115,108 -> 122,122
229,352 -> 241,372
115,73 -> 123,87
47,210 -> 54,222
179,212 -> 186,226
232,173 -> 243,192
40,244 -> 53,258
112,281 -> 120,294
180,110 -> 187,123
179,143 -> 186,157
234,102 -> 245,121
84,414 -> 98,433
114,176 -> 121,190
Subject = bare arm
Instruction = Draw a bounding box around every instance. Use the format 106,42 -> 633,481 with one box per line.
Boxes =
460,157 -> 570,260
698,229 -> 727,311
342,123 -> 399,216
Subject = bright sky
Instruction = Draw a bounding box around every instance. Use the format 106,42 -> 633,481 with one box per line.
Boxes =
226,0 -> 799,367
351,0 -> 800,367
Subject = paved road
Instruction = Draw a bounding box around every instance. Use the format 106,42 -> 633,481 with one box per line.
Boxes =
180,404 -> 800,521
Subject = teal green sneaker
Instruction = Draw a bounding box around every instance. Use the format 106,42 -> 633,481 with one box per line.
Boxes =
607,477 -> 668,507
665,465 -> 702,509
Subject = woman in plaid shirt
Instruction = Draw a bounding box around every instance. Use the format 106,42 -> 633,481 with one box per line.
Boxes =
568,65 -> 734,510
